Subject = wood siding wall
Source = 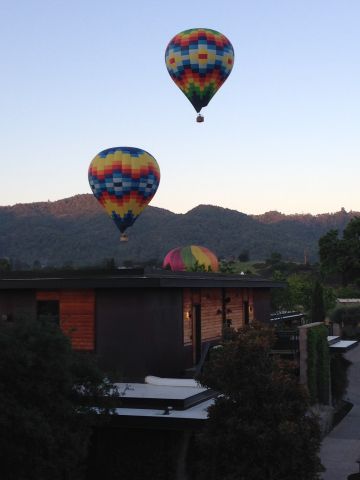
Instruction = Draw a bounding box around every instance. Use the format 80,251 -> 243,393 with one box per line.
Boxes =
200,288 -> 223,341
226,288 -> 244,329
36,290 -> 95,351
182,287 -> 256,346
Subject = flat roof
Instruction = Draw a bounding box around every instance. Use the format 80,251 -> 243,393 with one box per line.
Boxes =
108,381 -> 216,430
0,268 -> 284,290
329,340 -> 358,352
113,382 -> 215,410
115,398 -> 214,420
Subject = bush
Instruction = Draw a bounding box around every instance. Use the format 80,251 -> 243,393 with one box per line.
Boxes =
331,306 -> 360,339
0,318 -> 115,480
190,325 -> 323,480
307,325 -> 330,404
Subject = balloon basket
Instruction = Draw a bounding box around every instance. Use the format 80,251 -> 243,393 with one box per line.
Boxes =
120,234 -> 129,242
196,114 -> 204,123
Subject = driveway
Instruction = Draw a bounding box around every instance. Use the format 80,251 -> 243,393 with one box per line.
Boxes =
321,344 -> 360,479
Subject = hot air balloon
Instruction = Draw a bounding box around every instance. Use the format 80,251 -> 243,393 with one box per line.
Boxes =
163,246 -> 219,272
165,28 -> 234,122
88,147 -> 160,241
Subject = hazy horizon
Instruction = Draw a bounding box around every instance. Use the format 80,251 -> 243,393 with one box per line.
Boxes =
0,192 -> 356,218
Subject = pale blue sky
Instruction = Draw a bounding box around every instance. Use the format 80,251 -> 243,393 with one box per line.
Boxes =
1,0 -> 359,214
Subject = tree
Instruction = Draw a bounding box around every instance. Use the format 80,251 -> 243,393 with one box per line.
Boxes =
270,270 -> 294,311
287,273 -> 313,311
187,260 -> 212,272
319,229 -> 341,277
0,318 -> 116,480
219,259 -> 235,274
103,257 -> 116,269
32,259 -> 42,270
319,218 -> 360,286
310,281 -> 326,322
191,325 -> 323,480
0,258 -> 11,272
238,249 -> 250,262
271,272 -> 315,312
266,251 -> 283,266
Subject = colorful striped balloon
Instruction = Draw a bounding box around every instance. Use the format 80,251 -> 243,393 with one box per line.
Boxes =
163,245 -> 219,272
88,147 -> 160,236
165,28 -> 234,116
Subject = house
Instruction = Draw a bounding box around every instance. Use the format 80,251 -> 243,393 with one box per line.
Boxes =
0,268 -> 283,379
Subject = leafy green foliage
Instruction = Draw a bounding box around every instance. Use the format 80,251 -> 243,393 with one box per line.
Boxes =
269,264 -> 336,318
0,258 -> 11,272
336,285 -> 360,298
331,305 -> 360,339
307,325 -> 330,404
319,217 -> 360,286
319,229 -> 341,277
331,305 -> 360,325
219,259 -> 236,273
266,251 -> 283,266
270,271 -> 315,312
310,281 -> 326,323
186,260 -> 212,272
191,325 -> 323,480
286,274 -> 309,306
0,318 -> 116,480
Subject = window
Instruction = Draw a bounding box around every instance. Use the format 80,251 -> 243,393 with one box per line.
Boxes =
37,300 -> 59,324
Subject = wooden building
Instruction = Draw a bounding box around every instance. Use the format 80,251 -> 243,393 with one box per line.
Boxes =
0,269 -> 282,379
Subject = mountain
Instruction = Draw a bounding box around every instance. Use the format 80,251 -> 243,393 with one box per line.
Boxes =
0,195 -> 358,267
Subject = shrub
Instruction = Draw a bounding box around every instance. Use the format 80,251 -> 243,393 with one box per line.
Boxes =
0,318 -> 115,480
307,324 -> 330,404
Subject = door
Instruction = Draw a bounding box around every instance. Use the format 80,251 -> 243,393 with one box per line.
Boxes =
243,300 -> 249,325
192,304 -> 202,364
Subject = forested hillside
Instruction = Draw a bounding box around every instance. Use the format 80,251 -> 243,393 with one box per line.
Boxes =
0,195 -> 357,268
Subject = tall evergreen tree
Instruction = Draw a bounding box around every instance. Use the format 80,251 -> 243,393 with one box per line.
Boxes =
310,281 -> 326,323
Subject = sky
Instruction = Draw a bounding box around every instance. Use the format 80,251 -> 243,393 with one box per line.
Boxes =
1,0 -> 359,215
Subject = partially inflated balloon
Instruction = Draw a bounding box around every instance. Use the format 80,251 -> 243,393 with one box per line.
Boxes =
163,246 -> 219,272
165,28 -> 234,119
88,147 -> 160,238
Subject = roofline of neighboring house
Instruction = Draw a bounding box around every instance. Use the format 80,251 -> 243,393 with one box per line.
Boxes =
0,268 -> 285,290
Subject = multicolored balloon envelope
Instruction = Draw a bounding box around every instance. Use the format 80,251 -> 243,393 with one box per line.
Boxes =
88,147 -> 160,239
163,245 -> 219,272
165,28 -> 234,118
